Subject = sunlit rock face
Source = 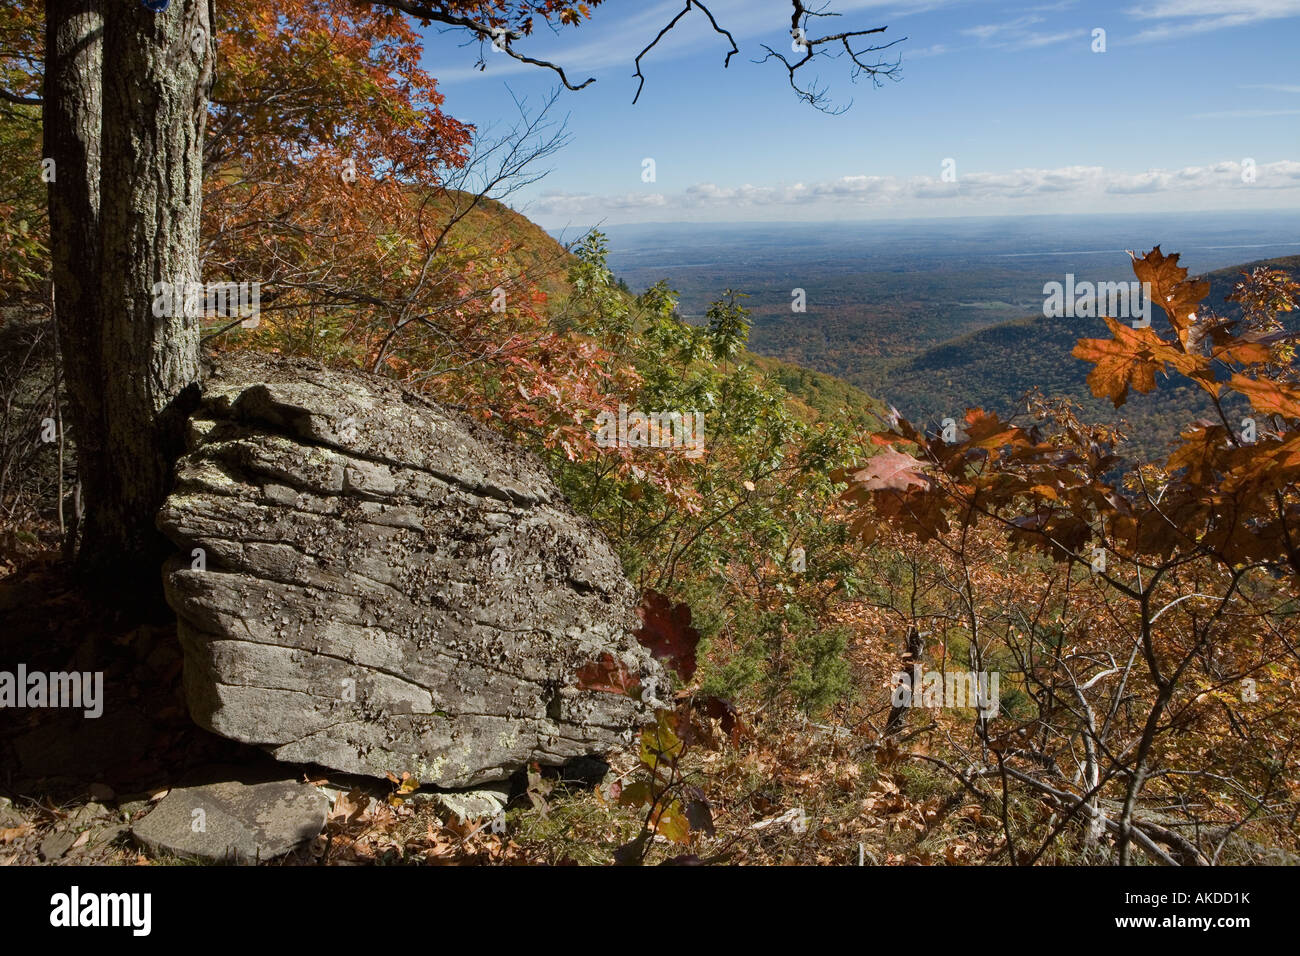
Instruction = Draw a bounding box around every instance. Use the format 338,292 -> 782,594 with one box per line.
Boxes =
158,353 -> 659,786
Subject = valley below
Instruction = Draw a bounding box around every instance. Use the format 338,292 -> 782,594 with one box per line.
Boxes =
600,210 -> 1300,458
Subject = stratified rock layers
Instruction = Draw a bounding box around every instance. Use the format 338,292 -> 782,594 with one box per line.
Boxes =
158,354 -> 657,786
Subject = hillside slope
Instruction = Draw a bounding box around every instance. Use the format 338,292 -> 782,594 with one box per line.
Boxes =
879,254 -> 1300,458
429,191 -> 574,301
462,204 -> 887,425
747,352 -> 885,423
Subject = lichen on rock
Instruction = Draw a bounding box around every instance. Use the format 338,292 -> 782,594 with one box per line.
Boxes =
157,353 -> 660,787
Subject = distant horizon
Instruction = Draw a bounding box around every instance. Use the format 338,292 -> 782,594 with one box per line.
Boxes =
424,0 -> 1300,230
590,206 -> 1300,320
541,207 -> 1300,234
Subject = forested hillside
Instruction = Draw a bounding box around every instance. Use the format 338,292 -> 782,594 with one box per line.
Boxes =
881,255 -> 1300,460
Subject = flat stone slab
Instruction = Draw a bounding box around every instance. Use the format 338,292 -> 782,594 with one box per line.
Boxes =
131,776 -> 329,864
39,829 -> 79,862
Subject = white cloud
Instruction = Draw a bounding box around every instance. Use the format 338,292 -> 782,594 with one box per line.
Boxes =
959,12 -> 1086,50
1191,108 -> 1300,118
1129,0 -> 1300,17
1012,28 -> 1089,47
525,190 -> 669,217
962,15 -> 1045,40
1125,0 -> 1300,41
517,159 -> 1300,224
904,42 -> 951,57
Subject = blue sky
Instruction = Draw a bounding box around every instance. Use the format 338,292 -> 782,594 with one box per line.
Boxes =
416,0 -> 1300,227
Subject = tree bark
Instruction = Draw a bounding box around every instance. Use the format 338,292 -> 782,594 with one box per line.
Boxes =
44,0 -> 104,567
45,0 -> 212,585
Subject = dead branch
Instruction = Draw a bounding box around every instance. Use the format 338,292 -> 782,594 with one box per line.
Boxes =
632,1 -> 738,105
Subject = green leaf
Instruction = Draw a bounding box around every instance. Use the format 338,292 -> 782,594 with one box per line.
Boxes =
640,710 -> 683,769
653,801 -> 691,843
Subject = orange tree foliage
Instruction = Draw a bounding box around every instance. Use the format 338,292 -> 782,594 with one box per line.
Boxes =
1,0 -> 617,443
843,250 -> 1300,864
202,0 -> 623,454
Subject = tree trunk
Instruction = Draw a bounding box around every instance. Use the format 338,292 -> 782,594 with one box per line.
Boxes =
46,0 -> 212,586
44,0 -> 104,566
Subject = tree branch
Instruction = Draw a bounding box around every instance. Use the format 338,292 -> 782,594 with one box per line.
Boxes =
366,0 -> 595,90
754,0 -> 904,113
0,87 -> 41,106
633,0 -> 738,106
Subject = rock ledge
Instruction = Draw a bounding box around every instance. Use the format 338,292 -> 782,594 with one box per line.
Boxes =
157,353 -> 657,786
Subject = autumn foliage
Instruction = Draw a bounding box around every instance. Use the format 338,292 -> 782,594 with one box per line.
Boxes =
3,0 -> 1298,866
842,250 -> 1300,864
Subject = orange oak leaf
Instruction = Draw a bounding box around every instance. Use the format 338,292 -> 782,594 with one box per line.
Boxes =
1130,246 -> 1210,348
1071,317 -> 1170,407
1228,375 -> 1300,419
852,448 -> 930,492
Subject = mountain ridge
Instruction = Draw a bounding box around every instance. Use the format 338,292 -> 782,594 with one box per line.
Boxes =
874,253 -> 1300,457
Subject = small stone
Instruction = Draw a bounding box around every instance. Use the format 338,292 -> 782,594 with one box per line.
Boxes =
88,783 -> 116,802
39,830 -> 78,862
132,775 -> 329,864
423,784 -> 510,823
68,802 -> 110,827
83,823 -> 128,851
117,797 -> 151,821
0,797 -> 22,829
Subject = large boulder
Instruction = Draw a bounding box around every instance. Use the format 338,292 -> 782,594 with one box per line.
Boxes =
157,353 -> 659,787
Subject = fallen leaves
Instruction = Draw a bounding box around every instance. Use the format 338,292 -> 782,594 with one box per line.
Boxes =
385,772 -> 420,807
0,825 -> 31,844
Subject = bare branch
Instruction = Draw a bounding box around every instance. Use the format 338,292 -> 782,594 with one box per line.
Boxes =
367,0 -> 595,91
755,0 -> 904,113
367,0 -> 901,111
632,0 -> 739,106
0,87 -> 41,106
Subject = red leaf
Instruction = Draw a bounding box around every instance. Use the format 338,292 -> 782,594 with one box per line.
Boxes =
634,590 -> 701,682
695,695 -> 746,745
575,652 -> 639,695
